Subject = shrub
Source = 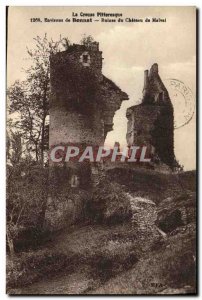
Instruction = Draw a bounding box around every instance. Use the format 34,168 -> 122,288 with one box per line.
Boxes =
88,180 -> 132,224
7,162 -> 49,254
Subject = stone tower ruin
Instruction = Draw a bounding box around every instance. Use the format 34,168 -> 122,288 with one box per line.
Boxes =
126,63 -> 175,169
50,42 -> 128,149
46,42 -> 128,230
49,42 -> 128,185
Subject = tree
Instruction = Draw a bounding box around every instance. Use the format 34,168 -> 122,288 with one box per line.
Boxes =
7,34 -> 70,164
6,124 -> 49,257
7,130 -> 22,166
6,34 -> 70,256
80,34 -> 95,47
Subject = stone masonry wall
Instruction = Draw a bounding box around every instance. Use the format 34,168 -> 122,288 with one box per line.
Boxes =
50,43 -> 128,148
126,104 -> 174,167
126,64 -> 174,169
47,42 -> 128,230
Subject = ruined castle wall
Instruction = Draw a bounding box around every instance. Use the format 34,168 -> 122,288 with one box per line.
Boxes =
50,49 -> 102,103
127,105 -> 161,147
126,104 -> 174,167
127,64 -> 175,169
101,90 -> 126,137
50,45 -> 128,148
143,64 -> 172,106
50,45 -> 105,148
50,108 -> 104,147
47,43 -> 129,231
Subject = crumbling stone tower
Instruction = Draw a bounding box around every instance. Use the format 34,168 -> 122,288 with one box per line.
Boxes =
46,42 -> 128,230
126,63 -> 175,169
50,42 -> 128,185
50,42 -> 128,148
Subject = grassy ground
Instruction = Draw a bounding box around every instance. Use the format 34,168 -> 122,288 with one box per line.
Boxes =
7,169 -> 196,295
7,223 -> 140,294
8,222 -> 196,295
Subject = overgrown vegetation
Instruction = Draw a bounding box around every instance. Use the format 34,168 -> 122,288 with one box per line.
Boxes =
7,160 -> 49,255
6,223 -> 140,291
88,180 -> 132,224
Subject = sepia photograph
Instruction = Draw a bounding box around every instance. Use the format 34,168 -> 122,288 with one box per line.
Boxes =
6,6 -> 197,295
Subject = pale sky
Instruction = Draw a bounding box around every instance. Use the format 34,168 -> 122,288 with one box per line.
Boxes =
7,6 -> 196,170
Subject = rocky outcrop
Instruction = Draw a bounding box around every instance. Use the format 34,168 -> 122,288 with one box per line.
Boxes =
156,191 -> 196,233
44,189 -> 90,231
